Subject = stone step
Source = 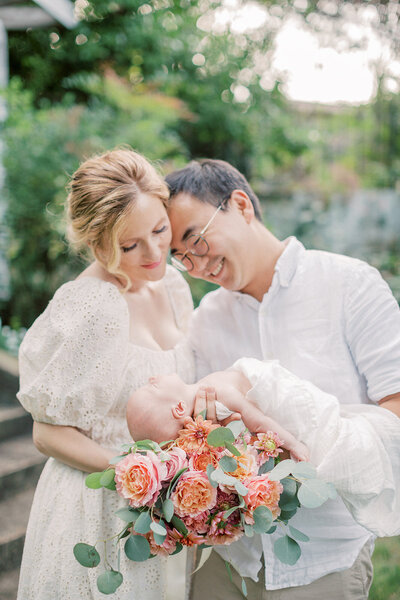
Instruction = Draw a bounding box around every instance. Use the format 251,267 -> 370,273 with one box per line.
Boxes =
0,567 -> 20,600
0,406 -> 32,443
0,352 -> 19,407
0,434 -> 45,501
0,487 -> 35,573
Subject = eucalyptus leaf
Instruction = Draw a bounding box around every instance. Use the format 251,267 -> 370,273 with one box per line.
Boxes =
198,408 -> 207,419
108,454 -> 126,465
244,524 -> 254,537
73,543 -> 100,568
266,525 -> 277,534
150,521 -> 167,536
225,441 -> 241,457
258,457 -> 275,475
172,542 -> 183,555
268,459 -> 297,481
153,531 -> 167,545
206,464 -> 218,488
279,507 -> 298,522
219,456 -> 238,473
241,577 -> 248,597
225,560 -> 234,583
193,546 -> 213,574
274,535 -> 301,565
171,515 -> 188,536
226,419 -> 245,438
162,499 -> 174,522
234,481 -> 249,497
124,534 -> 151,562
115,507 -> 140,523
100,469 -> 115,488
97,570 -> 123,595
279,477 -> 299,510
252,506 -> 273,534
210,468 -> 237,486
134,511 -> 152,534
288,525 -> 310,542
291,462 -> 317,479
223,506 -> 240,519
167,467 -> 189,498
297,479 -> 330,508
85,472 -> 103,489
207,427 -> 235,448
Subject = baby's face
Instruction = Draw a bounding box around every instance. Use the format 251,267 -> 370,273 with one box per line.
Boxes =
127,374 -> 192,442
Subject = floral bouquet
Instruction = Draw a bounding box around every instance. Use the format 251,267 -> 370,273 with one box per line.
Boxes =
74,416 -> 335,596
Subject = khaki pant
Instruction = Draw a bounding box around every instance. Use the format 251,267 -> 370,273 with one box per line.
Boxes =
189,544 -> 373,600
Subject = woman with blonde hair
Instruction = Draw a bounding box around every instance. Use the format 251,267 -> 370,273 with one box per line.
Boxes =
16,148 -> 195,599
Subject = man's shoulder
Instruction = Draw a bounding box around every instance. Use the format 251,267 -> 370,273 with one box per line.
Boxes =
193,287 -> 233,322
301,248 -> 372,279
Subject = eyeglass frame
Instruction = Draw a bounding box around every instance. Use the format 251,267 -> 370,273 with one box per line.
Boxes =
170,196 -> 229,272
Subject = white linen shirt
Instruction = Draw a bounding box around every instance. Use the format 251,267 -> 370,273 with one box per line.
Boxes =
188,237 -> 400,589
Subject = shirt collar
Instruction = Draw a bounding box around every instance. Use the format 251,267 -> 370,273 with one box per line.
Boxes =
274,236 -> 305,288
230,236 -> 305,308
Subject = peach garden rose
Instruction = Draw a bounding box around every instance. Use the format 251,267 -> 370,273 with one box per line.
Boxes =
244,474 -> 283,520
115,451 -> 164,507
171,470 -> 217,517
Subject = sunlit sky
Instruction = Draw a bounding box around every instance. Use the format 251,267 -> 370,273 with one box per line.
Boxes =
209,0 -> 400,105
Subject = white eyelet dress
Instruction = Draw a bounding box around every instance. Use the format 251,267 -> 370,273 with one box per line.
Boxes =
16,266 -> 195,600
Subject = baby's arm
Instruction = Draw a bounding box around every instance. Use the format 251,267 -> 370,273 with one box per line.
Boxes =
212,384 -> 309,462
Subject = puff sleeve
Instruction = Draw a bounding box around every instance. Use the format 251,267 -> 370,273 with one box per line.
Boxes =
17,278 -> 130,431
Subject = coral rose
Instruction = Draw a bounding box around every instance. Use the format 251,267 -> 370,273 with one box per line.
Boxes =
115,451 -> 164,508
176,416 -> 219,455
228,446 -> 258,482
244,475 -> 283,520
171,470 -> 217,518
163,447 -> 188,482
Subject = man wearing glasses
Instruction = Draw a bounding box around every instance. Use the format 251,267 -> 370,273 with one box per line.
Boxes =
165,159 -> 400,600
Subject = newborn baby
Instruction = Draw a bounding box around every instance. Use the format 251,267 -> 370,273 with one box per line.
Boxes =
126,360 -> 309,461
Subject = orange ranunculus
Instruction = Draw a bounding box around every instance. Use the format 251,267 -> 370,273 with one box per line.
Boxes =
228,446 -> 258,482
171,470 -> 217,518
176,415 -> 220,455
244,475 -> 283,520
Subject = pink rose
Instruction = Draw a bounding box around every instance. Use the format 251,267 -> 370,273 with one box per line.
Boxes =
171,470 -> 217,518
115,451 -> 164,508
244,475 -> 283,520
163,447 -> 188,482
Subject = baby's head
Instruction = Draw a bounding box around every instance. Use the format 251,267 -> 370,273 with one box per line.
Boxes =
126,373 -> 194,442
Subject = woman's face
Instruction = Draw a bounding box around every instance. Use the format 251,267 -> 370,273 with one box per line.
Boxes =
117,194 -> 172,285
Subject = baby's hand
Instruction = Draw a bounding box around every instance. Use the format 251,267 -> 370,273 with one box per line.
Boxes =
289,440 -> 310,463
193,386 -> 218,423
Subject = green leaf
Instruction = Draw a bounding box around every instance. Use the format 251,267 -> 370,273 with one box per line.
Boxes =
172,542 -> 183,555
153,531 -> 167,546
167,467 -> 189,498
97,570 -> 123,595
115,507 -> 140,523
223,506 -> 240,519
288,525 -> 310,542
171,516 -> 188,536
124,534 -> 151,562
252,506 -> 273,534
108,454 -> 126,465
210,468 -> 237,486
297,479 -> 330,508
244,524 -> 254,537
258,457 -> 275,475
198,408 -> 207,419
225,441 -> 241,457
73,543 -> 100,568
279,507 -> 298,522
134,511 -> 152,534
225,561 -> 234,583
207,427 -> 235,448
268,459 -> 296,481
219,456 -> 238,473
162,499 -> 174,522
234,481 -> 249,497
266,525 -> 277,534
291,462 -> 317,479
150,521 -> 167,536
117,525 -> 131,541
100,469 -> 115,487
226,420 -> 245,438
206,464 -> 218,488
241,577 -> 248,597
279,477 -> 299,510
273,536 -> 301,565
85,472 -> 103,489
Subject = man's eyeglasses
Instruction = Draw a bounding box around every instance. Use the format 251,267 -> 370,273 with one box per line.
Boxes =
171,199 -> 226,272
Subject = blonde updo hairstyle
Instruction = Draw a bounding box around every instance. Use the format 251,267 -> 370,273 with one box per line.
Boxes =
67,148 -> 169,291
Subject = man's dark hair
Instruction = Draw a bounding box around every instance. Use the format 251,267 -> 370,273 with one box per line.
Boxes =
165,159 -> 262,222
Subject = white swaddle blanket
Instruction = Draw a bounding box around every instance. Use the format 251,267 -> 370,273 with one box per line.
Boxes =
216,357 -> 400,537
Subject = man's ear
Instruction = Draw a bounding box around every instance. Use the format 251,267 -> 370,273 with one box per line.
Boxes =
229,189 -> 254,223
